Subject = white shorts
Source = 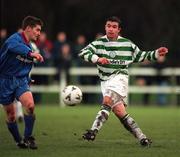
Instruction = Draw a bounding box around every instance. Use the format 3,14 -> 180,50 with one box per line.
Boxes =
101,74 -> 128,104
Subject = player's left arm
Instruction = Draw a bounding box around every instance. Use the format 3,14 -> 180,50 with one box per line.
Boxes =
79,41 -> 110,65
132,42 -> 168,62
157,47 -> 168,57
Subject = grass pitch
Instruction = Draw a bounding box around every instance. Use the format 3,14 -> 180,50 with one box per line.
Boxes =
0,105 -> 179,157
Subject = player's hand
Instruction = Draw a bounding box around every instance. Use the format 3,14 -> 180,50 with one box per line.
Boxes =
157,47 -> 168,56
30,52 -> 44,62
97,57 -> 110,65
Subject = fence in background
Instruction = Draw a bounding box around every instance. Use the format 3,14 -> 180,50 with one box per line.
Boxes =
30,67 -> 180,106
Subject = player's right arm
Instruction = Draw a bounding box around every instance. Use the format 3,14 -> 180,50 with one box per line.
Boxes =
6,38 -> 32,56
79,42 -> 99,63
29,52 -> 44,62
5,35 -> 43,62
79,42 -> 109,65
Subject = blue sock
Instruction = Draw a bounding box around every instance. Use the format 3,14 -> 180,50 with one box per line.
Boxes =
7,121 -> 22,143
24,114 -> 35,138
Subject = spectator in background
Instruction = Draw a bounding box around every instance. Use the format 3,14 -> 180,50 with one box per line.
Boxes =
17,28 -> 23,33
30,38 -> 44,104
0,28 -> 8,47
95,32 -> 104,39
73,34 -> 87,84
74,34 -> 99,103
52,32 -> 70,82
135,61 -> 153,105
36,31 -> 53,67
177,77 -> 180,106
73,34 -> 87,67
56,43 -> 72,84
153,56 -> 169,106
52,31 -> 68,67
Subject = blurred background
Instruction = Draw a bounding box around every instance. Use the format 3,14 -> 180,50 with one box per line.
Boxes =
1,0 -> 180,106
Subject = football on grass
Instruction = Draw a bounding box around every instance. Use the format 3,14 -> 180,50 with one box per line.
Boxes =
62,85 -> 82,106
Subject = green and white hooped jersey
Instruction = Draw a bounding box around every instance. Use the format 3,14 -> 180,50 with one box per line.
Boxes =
79,35 -> 158,81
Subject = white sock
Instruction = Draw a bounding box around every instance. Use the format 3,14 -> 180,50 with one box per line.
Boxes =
16,101 -> 23,118
91,109 -> 110,131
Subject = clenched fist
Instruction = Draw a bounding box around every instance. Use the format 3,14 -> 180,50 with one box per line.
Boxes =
97,57 -> 110,65
30,52 -> 44,62
157,47 -> 168,57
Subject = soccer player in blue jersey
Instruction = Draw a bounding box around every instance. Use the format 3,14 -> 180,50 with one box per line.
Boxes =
0,16 -> 44,149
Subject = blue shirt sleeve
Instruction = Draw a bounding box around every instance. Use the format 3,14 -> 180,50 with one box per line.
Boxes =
6,34 -> 32,56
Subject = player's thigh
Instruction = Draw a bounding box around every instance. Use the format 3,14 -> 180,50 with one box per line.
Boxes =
15,77 -> 30,100
0,78 -> 15,105
101,75 -> 128,98
102,89 -> 124,106
18,91 -> 34,108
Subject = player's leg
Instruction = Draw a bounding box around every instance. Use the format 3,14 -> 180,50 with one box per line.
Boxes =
18,91 -> 37,149
15,100 -> 24,122
3,103 -> 28,148
92,96 -> 111,130
111,96 -> 152,146
0,78 -> 27,148
82,91 -> 112,141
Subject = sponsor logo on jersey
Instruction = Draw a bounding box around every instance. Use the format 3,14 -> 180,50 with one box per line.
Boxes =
16,55 -> 33,63
110,59 -> 125,65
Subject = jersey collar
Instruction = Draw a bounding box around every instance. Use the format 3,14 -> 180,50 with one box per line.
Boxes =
21,32 -> 30,45
105,35 -> 122,41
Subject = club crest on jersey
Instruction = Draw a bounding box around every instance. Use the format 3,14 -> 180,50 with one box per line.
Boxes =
109,51 -> 116,58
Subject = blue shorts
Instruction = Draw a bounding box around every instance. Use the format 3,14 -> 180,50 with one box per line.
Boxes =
0,76 -> 30,105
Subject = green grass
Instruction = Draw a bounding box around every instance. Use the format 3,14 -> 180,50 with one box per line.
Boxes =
0,105 -> 180,157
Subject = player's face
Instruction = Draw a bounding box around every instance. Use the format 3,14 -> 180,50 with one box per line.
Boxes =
105,21 -> 120,40
28,25 -> 41,41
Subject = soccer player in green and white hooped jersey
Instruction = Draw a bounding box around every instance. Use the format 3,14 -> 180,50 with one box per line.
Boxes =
79,16 -> 168,146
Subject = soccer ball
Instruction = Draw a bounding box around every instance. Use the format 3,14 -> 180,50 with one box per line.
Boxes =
62,85 -> 83,106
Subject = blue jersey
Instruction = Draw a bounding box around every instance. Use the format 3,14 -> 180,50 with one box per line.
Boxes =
0,32 -> 34,78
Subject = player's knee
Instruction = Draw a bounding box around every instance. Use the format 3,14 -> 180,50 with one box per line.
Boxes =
112,103 -> 127,118
8,114 -> 16,122
28,106 -> 34,114
27,106 -> 34,114
25,101 -> 35,114
6,110 -> 16,122
5,107 -> 16,122
112,105 -> 121,116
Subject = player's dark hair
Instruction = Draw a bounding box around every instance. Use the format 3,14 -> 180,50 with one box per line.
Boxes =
106,16 -> 121,27
22,16 -> 43,30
